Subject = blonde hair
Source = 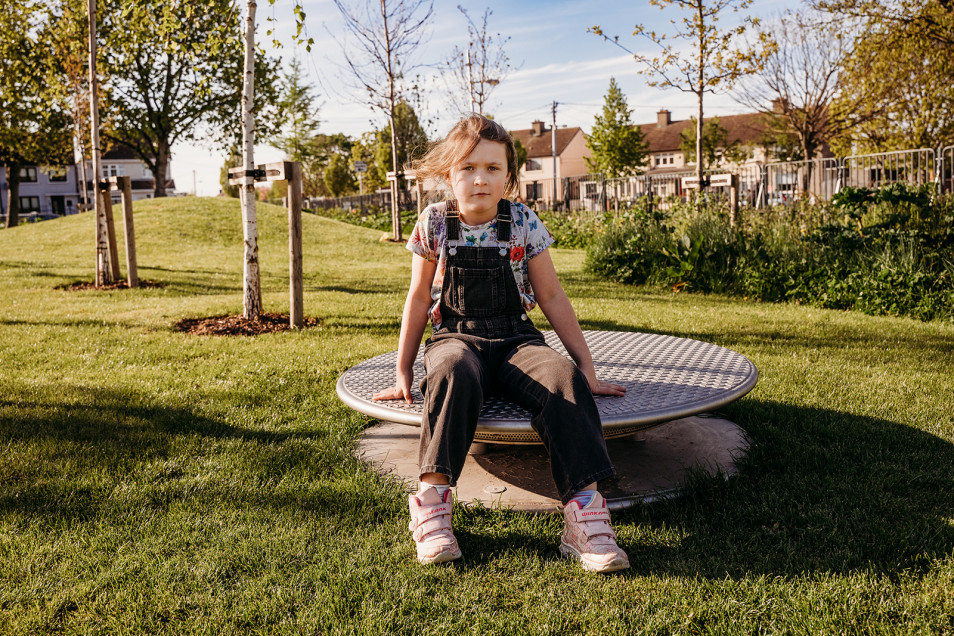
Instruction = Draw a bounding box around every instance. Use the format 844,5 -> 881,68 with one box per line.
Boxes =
410,114 -> 519,199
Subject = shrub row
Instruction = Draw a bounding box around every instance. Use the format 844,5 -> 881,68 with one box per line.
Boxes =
584,187 -> 954,322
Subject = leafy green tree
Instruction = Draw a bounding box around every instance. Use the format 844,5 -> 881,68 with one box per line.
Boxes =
350,131 -> 386,193
829,8 -> 954,153
591,0 -> 772,190
219,144 -> 242,198
0,0 -> 73,227
302,133 -> 353,197
99,0 -> 281,197
324,154 -> 357,196
585,78 -> 648,178
372,101 -> 428,185
513,138 -> 528,173
274,57 -> 321,178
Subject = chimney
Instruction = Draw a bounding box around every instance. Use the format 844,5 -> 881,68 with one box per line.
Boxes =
657,109 -> 671,128
531,120 -> 546,137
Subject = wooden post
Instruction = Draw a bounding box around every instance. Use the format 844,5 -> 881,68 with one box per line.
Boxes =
102,185 -> 120,278
729,174 -> 740,228
287,162 -> 303,329
114,176 -> 138,288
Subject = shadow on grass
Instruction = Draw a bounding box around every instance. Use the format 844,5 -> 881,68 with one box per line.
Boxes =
0,386 -> 331,522
601,397 -> 954,578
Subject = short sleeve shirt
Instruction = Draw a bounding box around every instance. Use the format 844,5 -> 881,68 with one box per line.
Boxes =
406,200 -> 555,330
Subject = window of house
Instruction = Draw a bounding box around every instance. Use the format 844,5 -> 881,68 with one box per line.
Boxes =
654,153 -> 675,167
525,159 -> 542,172
18,167 -> 37,182
526,182 -> 540,200
19,196 -> 40,212
48,166 -> 68,182
102,164 -> 122,178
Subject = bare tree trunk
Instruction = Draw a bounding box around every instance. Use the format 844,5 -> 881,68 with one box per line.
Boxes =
241,0 -> 262,320
4,167 -> 20,228
88,0 -> 111,285
153,140 -> 170,197
382,0 -> 402,242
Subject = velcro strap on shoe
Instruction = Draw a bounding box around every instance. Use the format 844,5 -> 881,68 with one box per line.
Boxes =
569,508 -> 611,524
414,503 -> 451,524
412,516 -> 453,542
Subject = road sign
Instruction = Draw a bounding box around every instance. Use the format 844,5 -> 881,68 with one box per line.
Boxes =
681,173 -> 734,189
354,161 -> 368,173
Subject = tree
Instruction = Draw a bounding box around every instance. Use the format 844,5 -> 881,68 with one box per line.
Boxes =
734,11 -> 863,166
0,1 -> 73,228
513,138 -> 528,174
442,5 -> 516,117
332,0 -> 434,241
219,144 -> 242,197
679,117 -> 746,167
828,9 -> 954,153
591,0 -> 772,191
585,77 -> 648,179
98,0 -> 281,197
274,57 -> 321,166
813,0 -> 954,47
324,154 -> 357,196
372,100 -> 428,185
350,131 -> 386,194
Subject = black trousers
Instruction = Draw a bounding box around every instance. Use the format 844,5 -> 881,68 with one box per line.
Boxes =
419,322 -> 615,505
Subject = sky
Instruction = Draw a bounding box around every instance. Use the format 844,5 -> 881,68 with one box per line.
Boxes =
172,0 -> 790,196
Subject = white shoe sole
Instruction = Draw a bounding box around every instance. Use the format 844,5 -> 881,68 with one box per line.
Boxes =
418,546 -> 462,565
560,541 -> 630,573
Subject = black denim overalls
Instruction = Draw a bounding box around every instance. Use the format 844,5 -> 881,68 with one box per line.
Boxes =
418,199 -> 614,504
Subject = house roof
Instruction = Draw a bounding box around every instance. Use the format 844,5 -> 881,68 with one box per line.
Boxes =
638,112 -> 770,153
509,125 -> 584,158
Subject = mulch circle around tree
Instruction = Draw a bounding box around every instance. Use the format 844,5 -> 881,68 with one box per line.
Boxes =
59,280 -> 165,291
174,313 -> 321,336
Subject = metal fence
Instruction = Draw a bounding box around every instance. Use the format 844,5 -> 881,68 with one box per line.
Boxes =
942,146 -> 954,194
305,189 -> 419,213
307,147 -> 954,215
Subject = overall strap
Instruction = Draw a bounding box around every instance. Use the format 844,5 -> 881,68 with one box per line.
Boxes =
445,200 -> 461,241
496,199 -> 512,243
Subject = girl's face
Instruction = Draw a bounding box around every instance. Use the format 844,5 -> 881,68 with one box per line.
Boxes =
449,138 -> 509,222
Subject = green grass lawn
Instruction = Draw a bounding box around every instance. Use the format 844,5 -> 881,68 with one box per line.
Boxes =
1,198 -> 953,634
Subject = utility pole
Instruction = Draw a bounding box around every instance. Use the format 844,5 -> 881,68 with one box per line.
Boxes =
551,101 -> 558,208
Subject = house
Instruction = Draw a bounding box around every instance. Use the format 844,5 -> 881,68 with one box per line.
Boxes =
79,144 -> 177,205
509,120 -> 590,204
1,145 -> 176,223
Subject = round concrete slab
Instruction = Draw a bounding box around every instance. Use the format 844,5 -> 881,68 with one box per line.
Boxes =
357,414 -> 748,513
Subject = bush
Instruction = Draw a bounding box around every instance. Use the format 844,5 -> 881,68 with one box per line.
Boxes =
586,190 -> 954,322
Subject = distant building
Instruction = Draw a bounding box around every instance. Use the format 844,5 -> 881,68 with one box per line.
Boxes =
1,145 -> 176,223
510,120 -> 590,205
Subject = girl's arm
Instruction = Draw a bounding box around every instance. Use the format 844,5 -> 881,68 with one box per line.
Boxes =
373,253 -> 437,403
528,249 -> 626,396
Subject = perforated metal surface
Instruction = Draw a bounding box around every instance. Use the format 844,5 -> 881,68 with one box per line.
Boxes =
337,330 -> 758,443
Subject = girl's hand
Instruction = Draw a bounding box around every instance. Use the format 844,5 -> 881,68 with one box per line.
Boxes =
588,375 -> 627,397
372,373 -> 414,404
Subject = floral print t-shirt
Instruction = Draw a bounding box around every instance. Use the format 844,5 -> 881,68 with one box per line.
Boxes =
407,200 -> 555,330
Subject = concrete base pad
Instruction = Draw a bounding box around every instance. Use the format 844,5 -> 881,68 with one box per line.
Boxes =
357,415 -> 748,513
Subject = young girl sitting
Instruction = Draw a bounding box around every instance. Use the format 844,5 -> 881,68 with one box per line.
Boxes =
373,114 -> 629,573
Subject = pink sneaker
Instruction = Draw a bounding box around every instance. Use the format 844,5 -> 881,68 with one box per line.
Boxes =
561,492 -> 630,573
408,487 -> 462,564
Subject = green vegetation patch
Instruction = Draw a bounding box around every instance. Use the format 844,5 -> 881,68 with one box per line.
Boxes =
1,198 -> 953,633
